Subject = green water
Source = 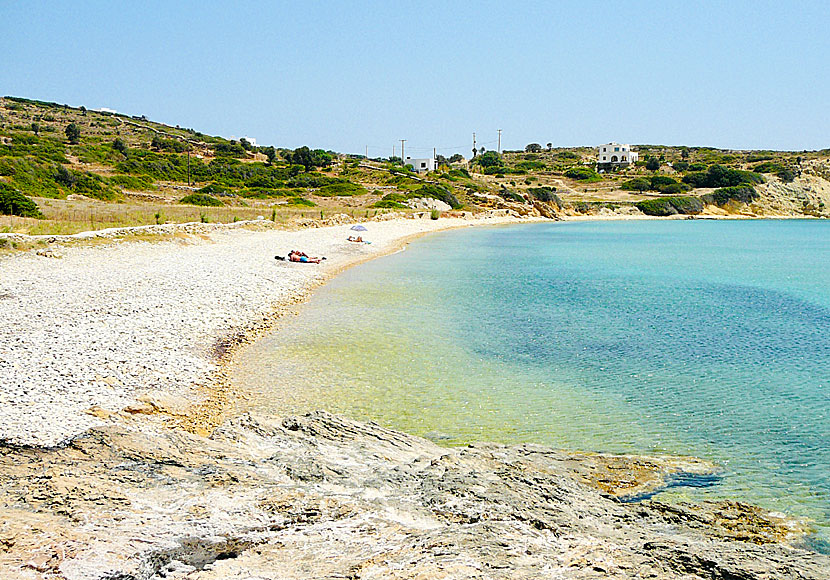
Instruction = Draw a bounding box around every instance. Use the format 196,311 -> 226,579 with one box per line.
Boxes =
235,220 -> 830,550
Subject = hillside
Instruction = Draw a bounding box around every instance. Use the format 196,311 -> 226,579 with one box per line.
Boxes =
1,96 -> 829,238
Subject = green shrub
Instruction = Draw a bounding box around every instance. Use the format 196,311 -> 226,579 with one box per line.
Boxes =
527,186 -> 561,205
51,165 -> 119,200
688,162 -> 707,171
412,183 -> 461,209
635,196 -> 703,216
199,182 -> 232,196
514,160 -> 547,171
0,182 -> 43,217
777,168 -> 796,183
499,189 -> 525,203
704,186 -> 758,206
316,181 -> 367,196
659,183 -> 687,194
179,193 -> 224,206
621,178 -> 651,192
108,174 -> 155,190
564,166 -> 601,182
682,164 -> 763,188
645,158 -> 660,171
285,196 -> 315,207
752,161 -> 785,174
673,161 -> 689,172
372,199 -> 408,208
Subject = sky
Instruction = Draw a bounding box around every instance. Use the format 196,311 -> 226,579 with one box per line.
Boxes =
1,1 -> 828,156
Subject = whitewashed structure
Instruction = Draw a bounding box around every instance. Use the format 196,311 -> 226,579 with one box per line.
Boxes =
405,156 -> 436,174
597,143 -> 638,166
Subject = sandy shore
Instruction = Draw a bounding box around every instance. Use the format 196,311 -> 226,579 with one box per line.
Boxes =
0,213 -> 531,447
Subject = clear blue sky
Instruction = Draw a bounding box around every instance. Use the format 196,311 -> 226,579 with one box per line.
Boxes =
1,1 -> 828,156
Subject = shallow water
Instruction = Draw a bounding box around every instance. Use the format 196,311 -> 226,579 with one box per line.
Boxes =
234,219 -> 830,549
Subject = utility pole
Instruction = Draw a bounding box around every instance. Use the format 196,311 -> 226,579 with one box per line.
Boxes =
400,139 -> 406,164
392,145 -> 396,159
497,129 -> 502,154
472,132 -> 477,157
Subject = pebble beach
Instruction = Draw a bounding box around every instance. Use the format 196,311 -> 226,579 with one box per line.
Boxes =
0,214 -> 524,447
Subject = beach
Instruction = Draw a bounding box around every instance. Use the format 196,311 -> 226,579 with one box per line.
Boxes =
0,213 -> 527,447
2,215 -> 829,579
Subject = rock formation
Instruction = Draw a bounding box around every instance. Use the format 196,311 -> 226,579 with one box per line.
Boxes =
1,411 -> 825,579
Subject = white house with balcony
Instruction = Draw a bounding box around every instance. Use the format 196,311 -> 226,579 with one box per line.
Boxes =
405,156 -> 436,174
597,143 -> 638,166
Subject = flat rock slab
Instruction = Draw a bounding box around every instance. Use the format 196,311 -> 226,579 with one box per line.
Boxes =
0,411 -> 825,579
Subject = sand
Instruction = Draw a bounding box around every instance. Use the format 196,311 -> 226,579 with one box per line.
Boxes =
0,213 -> 531,447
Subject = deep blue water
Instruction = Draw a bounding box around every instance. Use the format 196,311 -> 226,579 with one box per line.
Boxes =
236,219 -> 830,548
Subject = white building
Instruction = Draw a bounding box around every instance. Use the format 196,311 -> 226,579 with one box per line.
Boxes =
597,142 -> 638,165
405,156 -> 436,174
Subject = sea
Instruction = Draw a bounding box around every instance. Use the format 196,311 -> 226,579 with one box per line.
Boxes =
233,219 -> 830,551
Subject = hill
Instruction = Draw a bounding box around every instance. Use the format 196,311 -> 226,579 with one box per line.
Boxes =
2,96 -> 829,237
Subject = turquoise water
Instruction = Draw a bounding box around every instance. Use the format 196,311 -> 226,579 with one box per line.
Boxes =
235,220 -> 830,549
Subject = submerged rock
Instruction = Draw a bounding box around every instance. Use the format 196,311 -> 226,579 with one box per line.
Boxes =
0,411 -> 825,579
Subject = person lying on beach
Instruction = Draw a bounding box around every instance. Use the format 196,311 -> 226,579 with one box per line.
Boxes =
287,250 -> 323,263
347,235 -> 364,243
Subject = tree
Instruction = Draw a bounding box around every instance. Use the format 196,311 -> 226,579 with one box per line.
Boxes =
0,183 -> 44,218
113,137 -> 128,155
65,123 -> 81,144
448,153 -> 464,163
262,146 -> 277,164
525,143 -> 542,153
646,157 -> 660,171
31,122 -> 40,135
546,142 -> 552,151
476,151 -> 502,168
681,147 -> 690,159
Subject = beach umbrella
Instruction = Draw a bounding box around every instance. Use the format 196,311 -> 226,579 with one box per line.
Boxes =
350,225 -> 368,231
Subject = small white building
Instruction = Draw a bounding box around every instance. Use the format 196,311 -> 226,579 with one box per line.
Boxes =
405,156 -> 436,174
597,143 -> 638,165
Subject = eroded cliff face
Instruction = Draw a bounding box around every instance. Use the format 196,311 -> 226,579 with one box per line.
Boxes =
0,411 -> 826,580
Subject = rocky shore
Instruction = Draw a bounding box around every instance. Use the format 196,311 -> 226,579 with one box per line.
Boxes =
2,215 -> 828,578
1,411 -> 826,579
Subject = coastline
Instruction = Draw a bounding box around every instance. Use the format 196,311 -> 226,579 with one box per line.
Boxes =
2,214 -> 828,578
0,212 -> 535,447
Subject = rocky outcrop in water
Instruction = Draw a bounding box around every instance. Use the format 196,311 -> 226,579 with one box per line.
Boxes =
0,411 -> 825,579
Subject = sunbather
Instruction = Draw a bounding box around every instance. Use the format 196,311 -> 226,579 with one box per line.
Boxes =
288,250 -> 322,264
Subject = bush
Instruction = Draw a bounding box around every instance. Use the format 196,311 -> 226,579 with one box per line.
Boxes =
682,164 -> 763,188
108,174 -> 155,190
564,167 -> 601,182
316,181 -> 367,196
498,189 -> 525,203
179,193 -> 224,206
284,196 -> 315,207
777,168 -> 796,183
704,186 -> 758,206
199,183 -> 232,196
635,196 -> 703,216
645,158 -> 660,171
621,177 -> 651,192
0,182 -> 43,217
659,183 -> 687,194
372,199 -> 408,208
527,186 -> 561,205
412,183 -> 461,209
673,161 -> 689,172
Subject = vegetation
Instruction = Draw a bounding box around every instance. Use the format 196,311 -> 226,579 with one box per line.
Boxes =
704,186 -> 759,206
636,196 -> 703,216
179,193 -> 224,206
564,167 -> 601,182
682,164 -> 764,188
0,182 -> 44,217
64,123 -> 81,144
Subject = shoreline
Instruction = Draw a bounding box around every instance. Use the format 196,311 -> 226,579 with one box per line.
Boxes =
2,214 -> 828,578
0,212 -> 536,447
